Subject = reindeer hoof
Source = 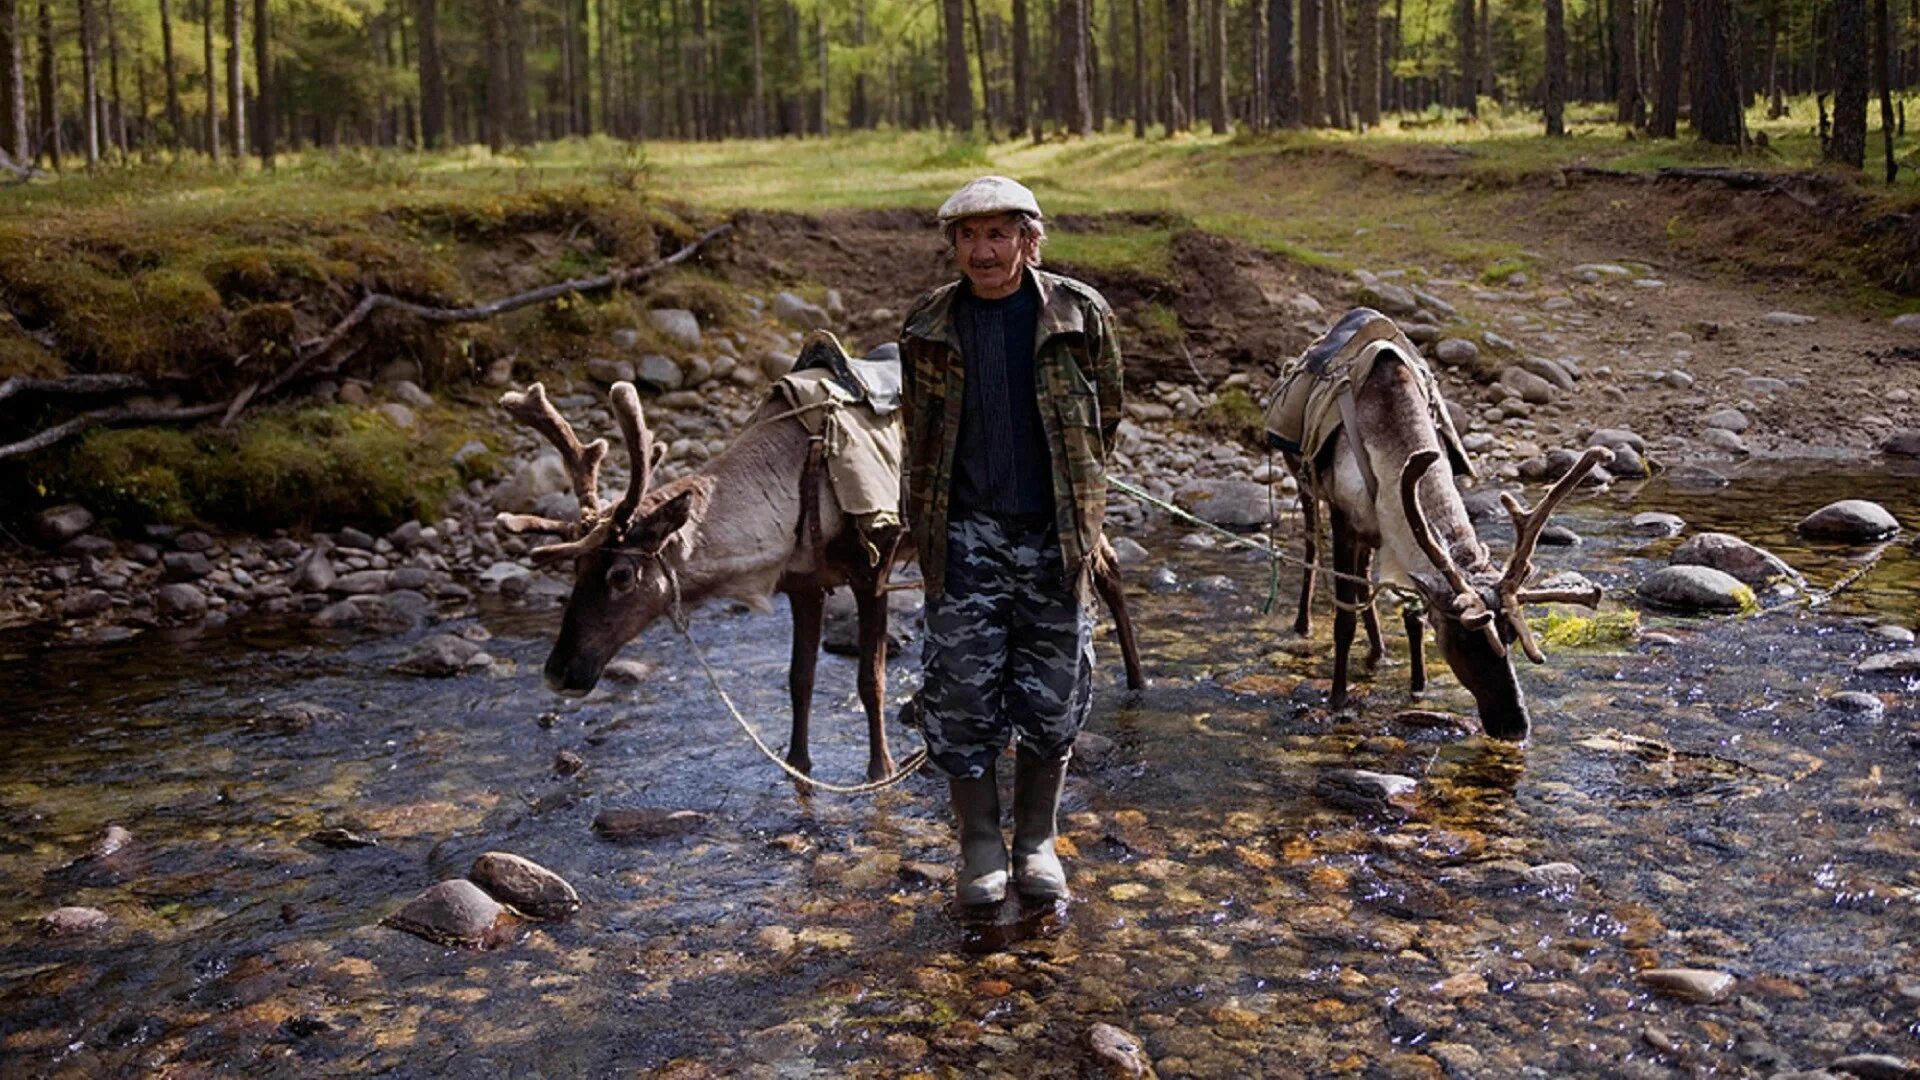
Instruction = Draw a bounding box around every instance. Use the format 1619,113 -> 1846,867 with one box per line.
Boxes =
868,757 -> 897,783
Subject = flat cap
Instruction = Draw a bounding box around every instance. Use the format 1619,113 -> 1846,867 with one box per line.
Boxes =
937,175 -> 1043,223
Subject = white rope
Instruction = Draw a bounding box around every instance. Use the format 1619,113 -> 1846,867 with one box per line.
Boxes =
660,560 -> 930,796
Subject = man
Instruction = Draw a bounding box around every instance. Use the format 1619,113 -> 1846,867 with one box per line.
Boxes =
899,176 -> 1125,907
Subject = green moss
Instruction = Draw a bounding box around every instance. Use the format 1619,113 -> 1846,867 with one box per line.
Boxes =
200,246 -> 329,302
1048,228 -> 1176,283
645,270 -> 748,328
1535,609 -> 1642,648
1480,255 -> 1534,284
1132,302 -> 1184,351
1198,386 -> 1267,447
52,427 -> 202,525
0,319 -> 62,378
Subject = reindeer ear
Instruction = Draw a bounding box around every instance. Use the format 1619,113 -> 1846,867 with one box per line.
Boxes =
625,489 -> 697,556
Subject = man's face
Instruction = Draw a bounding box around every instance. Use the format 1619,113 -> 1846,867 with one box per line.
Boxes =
953,213 -> 1029,300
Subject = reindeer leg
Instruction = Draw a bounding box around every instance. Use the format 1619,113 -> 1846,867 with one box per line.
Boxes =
852,576 -> 898,783
1328,508 -> 1359,714
1403,606 -> 1428,696
786,585 -> 826,780
1295,489 -> 1319,637
1093,560 -> 1145,691
1357,543 -> 1386,669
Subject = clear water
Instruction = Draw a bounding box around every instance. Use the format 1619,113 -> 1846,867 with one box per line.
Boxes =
2,465 -> 1916,1077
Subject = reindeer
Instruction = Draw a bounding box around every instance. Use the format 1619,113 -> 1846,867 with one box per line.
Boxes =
1278,320 -> 1612,739
497,369 -> 1144,786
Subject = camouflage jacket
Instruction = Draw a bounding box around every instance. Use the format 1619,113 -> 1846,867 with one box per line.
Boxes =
900,270 -> 1125,605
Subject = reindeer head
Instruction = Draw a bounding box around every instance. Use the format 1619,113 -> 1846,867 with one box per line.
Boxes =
1397,445 -> 1615,739
497,382 -> 699,695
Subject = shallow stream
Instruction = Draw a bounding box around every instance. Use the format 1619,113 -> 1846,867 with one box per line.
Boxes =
2,464 -> 1917,1078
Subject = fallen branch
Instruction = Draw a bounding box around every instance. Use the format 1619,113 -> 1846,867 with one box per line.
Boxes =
0,373 -> 150,405
293,222 -> 734,361
0,223 -> 735,462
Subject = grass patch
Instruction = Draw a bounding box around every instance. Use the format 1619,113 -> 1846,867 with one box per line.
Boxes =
1047,228 -> 1176,283
1196,386 -> 1267,448
1131,302 -> 1184,351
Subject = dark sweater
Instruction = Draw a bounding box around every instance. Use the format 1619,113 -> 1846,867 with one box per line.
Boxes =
950,276 -> 1052,517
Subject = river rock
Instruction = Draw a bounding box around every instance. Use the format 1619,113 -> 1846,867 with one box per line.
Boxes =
1636,566 -> 1750,613
1606,445 -> 1650,478
1173,480 -> 1272,529
1762,311 -> 1817,327
1882,429 -> 1920,457
1667,464 -> 1729,491
1433,338 -> 1480,366
1701,428 -> 1749,455
39,906 -> 112,938
1088,1022 -> 1157,1079
61,590 -> 114,619
823,587 -> 921,658
1588,427 -> 1647,452
1110,537 -> 1150,567
393,633 -> 486,676
292,548 -> 336,593
1317,769 -> 1417,815
1894,313 -> 1920,333
1669,532 -> 1798,588
1829,1053 -> 1920,1079
586,357 -> 635,386
1639,968 -> 1736,1003
1855,649 -> 1920,676
497,452 -> 572,513
593,808 -> 707,841
33,504 -> 95,545
390,380 -> 434,409
330,569 -> 390,595
1523,862 -> 1585,889
469,852 -> 582,918
256,701 -> 345,734
1500,366 -> 1557,405
163,551 -> 212,581
377,403 -> 416,430
1798,500 -> 1900,541
1355,282 -> 1417,316
1824,691 -> 1885,718
775,291 -> 830,329
1702,408 -> 1749,432
1520,355 -> 1576,391
155,583 -> 210,619
647,308 -> 702,348
635,354 -> 684,391
382,880 -> 513,948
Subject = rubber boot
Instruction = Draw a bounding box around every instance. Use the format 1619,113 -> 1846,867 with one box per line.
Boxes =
949,774 -> 1009,906
1012,751 -> 1069,900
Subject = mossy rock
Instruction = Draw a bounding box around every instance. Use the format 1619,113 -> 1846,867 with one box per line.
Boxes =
1198,386 -> 1267,448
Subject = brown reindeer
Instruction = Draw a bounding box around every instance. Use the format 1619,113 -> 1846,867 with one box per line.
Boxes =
1279,323 -> 1611,739
497,374 -> 1144,786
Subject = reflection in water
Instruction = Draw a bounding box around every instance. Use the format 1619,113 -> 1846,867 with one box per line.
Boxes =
1,466 -> 1916,1076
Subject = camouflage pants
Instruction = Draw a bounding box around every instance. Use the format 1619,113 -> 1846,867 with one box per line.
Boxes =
917,512 -> 1095,779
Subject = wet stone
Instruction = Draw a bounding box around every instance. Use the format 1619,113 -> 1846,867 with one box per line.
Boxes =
1637,566 -> 1750,614
1087,1022 -> 1157,1079
593,808 -> 707,841
1881,429 -> 1920,458
60,590 -> 114,619
1798,500 -> 1900,542
1825,692 -> 1885,718
1172,480 -> 1272,529
293,549 -> 336,593
382,879 -> 513,949
1669,532 -> 1798,588
162,552 -> 212,581
1317,769 -> 1417,815
331,569 -> 391,595
469,852 -> 581,918
1632,511 -> 1686,537
1854,649 -> 1920,676
1828,1053 -> 1920,1079
155,583 -> 210,620
553,750 -> 586,776
307,827 -> 378,849
1668,464 -> 1729,491
33,503 -> 95,545
1523,862 -> 1585,889
1639,968 -> 1736,1003
392,633 -> 486,676
40,905 -> 112,938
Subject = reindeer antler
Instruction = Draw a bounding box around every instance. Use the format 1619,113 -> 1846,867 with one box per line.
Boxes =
607,382 -> 656,532
1399,450 -> 1504,656
496,382 -> 639,565
1494,445 -> 1615,662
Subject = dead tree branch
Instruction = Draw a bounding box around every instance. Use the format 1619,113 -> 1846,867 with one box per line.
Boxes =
0,223 -> 735,463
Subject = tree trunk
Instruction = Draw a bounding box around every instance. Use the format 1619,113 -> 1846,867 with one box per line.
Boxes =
1615,0 -> 1643,124
1827,0 -> 1858,164
1873,0 -> 1896,181
944,0 -> 973,131
596,0 -> 611,134
1650,0 -> 1682,137
1478,0 -> 1492,97
1249,0 -> 1268,129
253,0 -> 270,163
225,0 -> 243,158
417,0 -> 446,147
505,0 -> 528,141
848,0 -> 866,130
1271,0 -> 1297,124
1177,0 -> 1195,122
201,0 -> 217,159
2,0 -> 23,158
970,0 -> 994,134
1299,0 -> 1321,123
33,0 -> 51,165
1355,0 -> 1378,125
1206,0 -> 1226,131
1131,0 -> 1146,134
1545,0 -> 1567,133
815,3 -> 826,135
483,0 -> 509,150
105,0 -> 123,155
1452,0 -> 1476,114
748,0 -> 765,134
1324,0 -> 1348,127
79,0 -> 98,165
158,0 -> 182,150
1011,0 -> 1030,134
1686,0 -> 1741,144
